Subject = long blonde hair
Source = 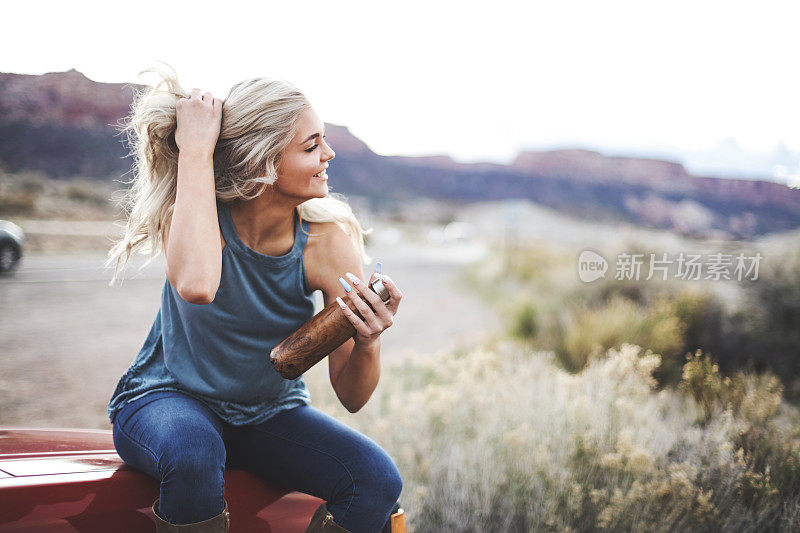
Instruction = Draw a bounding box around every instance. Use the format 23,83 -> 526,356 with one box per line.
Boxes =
106,64 -> 372,286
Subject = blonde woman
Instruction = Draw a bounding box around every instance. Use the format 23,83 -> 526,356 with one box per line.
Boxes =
106,66 -> 404,532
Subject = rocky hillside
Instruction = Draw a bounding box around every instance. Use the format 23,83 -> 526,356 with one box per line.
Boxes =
1,69 -> 799,239
0,69 -> 139,178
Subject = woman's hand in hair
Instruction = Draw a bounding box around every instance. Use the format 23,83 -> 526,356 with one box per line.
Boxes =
175,88 -> 223,157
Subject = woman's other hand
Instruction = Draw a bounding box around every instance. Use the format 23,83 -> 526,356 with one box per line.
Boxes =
175,88 -> 222,157
336,272 -> 403,346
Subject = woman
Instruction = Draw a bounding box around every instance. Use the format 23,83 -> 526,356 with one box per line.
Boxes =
105,66 -> 404,532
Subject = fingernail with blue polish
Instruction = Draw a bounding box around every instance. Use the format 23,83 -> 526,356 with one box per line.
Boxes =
339,277 -> 351,292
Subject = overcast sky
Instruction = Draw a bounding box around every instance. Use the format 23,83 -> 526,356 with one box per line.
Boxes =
3,0 -> 798,178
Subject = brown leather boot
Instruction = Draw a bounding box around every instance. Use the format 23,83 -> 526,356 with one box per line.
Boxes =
304,502 -> 351,532
151,498 -> 230,532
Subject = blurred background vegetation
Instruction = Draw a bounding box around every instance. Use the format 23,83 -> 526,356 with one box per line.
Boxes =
461,240 -> 800,396
304,239 -> 800,531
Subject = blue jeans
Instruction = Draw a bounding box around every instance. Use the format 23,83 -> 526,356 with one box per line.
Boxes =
112,390 -> 403,532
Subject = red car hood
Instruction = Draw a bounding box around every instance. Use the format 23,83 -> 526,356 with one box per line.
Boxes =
0,427 -> 321,532
0,427 -> 116,456
0,427 -> 120,478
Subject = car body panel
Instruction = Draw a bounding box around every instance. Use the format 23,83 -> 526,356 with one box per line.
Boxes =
0,220 -> 25,245
0,427 -> 322,532
0,428 -> 109,455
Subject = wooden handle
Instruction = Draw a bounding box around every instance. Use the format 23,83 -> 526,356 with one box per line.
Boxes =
270,300 -> 356,379
270,278 -> 390,379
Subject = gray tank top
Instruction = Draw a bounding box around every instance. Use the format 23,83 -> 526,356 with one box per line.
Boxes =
107,200 -> 317,426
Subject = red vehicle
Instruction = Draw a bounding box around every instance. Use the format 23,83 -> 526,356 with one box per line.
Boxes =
0,427 -> 406,532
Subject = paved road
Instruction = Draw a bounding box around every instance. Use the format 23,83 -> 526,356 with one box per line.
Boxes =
0,240 -> 501,429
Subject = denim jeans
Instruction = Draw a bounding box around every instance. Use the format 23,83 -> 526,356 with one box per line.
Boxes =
112,390 -> 403,532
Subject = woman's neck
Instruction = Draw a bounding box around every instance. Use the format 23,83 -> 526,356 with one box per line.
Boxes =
229,193 -> 300,255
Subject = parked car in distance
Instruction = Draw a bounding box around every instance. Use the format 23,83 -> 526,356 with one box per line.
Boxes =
0,220 -> 24,274
0,427 -> 406,532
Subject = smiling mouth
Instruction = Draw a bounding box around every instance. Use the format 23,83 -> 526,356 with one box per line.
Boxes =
313,170 -> 328,179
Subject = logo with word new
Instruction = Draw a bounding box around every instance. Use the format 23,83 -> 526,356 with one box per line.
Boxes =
578,249 -> 608,283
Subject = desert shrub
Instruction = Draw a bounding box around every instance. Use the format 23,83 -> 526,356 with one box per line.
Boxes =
0,188 -> 36,216
502,245 -> 554,283
735,249 -> 800,395
583,251 -> 800,394
15,173 -> 46,194
64,181 -> 111,207
584,275 -> 652,307
680,349 -> 734,426
0,172 -> 39,216
554,295 -> 685,373
303,342 -> 800,531
510,302 -> 539,340
479,241 -> 800,396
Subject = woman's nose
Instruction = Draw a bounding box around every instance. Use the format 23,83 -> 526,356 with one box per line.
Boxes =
322,144 -> 335,162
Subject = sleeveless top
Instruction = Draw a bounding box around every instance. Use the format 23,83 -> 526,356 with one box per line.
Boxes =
107,200 -> 317,426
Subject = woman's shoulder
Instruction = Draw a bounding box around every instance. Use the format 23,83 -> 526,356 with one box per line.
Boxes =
304,221 -> 352,263
303,221 -> 361,293
304,220 -> 349,244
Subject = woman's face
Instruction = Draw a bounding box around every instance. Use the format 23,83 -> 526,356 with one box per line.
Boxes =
275,106 -> 335,200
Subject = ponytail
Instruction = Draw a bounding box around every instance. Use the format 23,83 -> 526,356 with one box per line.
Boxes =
106,64 -> 187,286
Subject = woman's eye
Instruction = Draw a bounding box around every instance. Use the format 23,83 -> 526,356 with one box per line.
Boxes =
305,135 -> 328,153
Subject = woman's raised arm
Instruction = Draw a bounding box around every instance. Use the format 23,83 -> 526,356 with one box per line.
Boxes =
165,88 -> 223,305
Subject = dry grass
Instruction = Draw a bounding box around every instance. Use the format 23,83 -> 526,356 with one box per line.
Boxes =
305,342 -> 800,532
